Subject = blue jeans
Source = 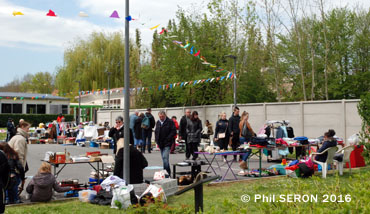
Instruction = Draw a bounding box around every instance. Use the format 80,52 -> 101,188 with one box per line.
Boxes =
6,175 -> 21,203
142,130 -> 152,152
160,146 -> 171,176
240,137 -> 252,162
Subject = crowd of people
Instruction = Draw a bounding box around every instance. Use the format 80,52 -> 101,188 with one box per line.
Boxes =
1,119 -> 73,213
0,108 -> 342,212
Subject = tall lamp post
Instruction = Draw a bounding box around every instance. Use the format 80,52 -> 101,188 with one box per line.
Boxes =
225,55 -> 237,107
107,72 -> 112,108
75,80 -> 81,124
123,0 -> 130,184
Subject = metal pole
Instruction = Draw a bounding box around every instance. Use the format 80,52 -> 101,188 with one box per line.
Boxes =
233,57 -> 237,107
123,0 -> 130,184
78,81 -> 81,124
108,72 -> 111,108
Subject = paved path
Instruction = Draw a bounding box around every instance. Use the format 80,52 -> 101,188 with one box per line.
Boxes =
26,144 -> 278,182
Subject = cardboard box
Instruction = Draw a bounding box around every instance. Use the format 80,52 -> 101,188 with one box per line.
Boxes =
55,154 -> 66,163
28,138 -> 39,144
100,142 -> 109,149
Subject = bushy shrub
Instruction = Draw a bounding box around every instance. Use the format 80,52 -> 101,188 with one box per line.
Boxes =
358,92 -> 370,164
0,114 -> 74,127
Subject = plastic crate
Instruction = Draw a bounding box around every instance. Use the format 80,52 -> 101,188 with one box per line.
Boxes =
151,178 -> 178,197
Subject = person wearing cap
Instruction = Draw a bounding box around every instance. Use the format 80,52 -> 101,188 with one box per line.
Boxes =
6,118 -> 16,142
142,108 -> 155,153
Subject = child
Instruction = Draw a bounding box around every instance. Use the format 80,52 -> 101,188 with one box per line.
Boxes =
26,162 -> 72,202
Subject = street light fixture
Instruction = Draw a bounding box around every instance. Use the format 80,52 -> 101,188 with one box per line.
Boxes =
74,80 -> 81,125
224,55 -> 237,107
107,72 -> 112,108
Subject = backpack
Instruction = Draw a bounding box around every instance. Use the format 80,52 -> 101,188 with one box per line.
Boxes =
141,115 -> 151,129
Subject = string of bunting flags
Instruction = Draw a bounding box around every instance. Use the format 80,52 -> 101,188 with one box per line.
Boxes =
77,72 -> 235,96
10,8 -> 235,97
0,95 -> 49,100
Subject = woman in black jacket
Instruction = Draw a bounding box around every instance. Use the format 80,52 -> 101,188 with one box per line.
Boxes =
0,149 -> 10,213
315,129 -> 338,162
0,142 -> 25,204
114,145 -> 148,184
214,112 -> 230,162
109,116 -> 134,154
186,111 -> 203,160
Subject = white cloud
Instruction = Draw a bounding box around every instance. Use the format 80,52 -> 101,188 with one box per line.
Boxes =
0,0 -> 120,51
77,0 -> 206,46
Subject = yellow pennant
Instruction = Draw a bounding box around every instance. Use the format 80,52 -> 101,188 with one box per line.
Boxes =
150,24 -> 160,30
13,11 -> 24,16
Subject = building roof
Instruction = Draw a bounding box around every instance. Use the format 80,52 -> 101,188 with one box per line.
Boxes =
0,92 -> 69,101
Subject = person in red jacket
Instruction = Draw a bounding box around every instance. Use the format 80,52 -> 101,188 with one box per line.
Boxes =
170,116 -> 179,154
57,113 -> 64,123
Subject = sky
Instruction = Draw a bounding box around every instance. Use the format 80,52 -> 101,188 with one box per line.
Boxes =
0,0 -> 369,87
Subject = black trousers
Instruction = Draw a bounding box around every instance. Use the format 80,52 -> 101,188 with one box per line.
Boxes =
185,139 -> 191,159
188,142 -> 199,160
0,184 -> 5,214
231,135 -> 240,160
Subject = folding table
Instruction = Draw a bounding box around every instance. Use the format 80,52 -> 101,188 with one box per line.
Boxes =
195,151 -> 246,182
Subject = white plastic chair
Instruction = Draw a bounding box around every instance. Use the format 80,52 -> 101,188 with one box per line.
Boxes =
311,146 -> 338,178
334,145 -> 355,175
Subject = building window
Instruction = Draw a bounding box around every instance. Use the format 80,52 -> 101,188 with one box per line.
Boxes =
37,104 -> 46,114
27,104 -> 36,114
62,105 -> 68,114
13,104 -> 22,113
1,104 -> 11,113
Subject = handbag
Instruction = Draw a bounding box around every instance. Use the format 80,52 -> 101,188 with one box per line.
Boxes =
218,133 -> 226,139
217,120 -> 228,139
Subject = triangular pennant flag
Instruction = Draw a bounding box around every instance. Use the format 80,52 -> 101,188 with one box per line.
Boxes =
193,80 -> 197,85
125,16 -> 132,21
226,72 -> 231,79
13,11 -> 24,16
210,78 -> 215,82
170,84 -> 173,89
190,46 -> 194,55
184,82 -> 188,86
210,65 -> 217,68
159,28 -> 167,34
220,76 -> 226,81
13,97 -> 17,100
158,85 -> 162,91
78,11 -> 88,17
194,50 -> 200,57
46,9 -> 57,17
205,78 -> 210,82
180,82 -> 184,87
150,24 -> 160,30
110,10 -> 120,18
183,43 -> 190,49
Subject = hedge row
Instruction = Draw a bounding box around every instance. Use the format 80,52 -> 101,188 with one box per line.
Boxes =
0,114 -> 74,127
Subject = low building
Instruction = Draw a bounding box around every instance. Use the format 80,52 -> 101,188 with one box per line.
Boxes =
0,92 -> 70,114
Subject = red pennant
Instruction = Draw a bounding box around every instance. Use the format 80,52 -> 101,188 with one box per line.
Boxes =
194,50 -> 200,57
166,85 -> 169,89
46,9 -> 57,17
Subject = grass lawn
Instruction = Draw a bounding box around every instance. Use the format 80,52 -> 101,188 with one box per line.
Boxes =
5,166 -> 370,214
0,127 -> 7,141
